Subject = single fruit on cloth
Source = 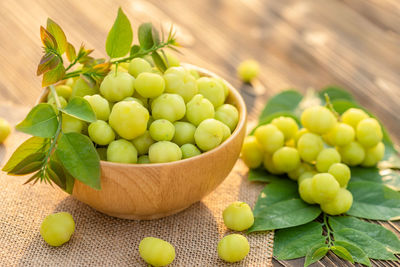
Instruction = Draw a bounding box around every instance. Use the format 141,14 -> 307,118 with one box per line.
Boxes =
223,201 -> 254,231
194,118 -> 223,151
0,117 -> 11,143
272,146 -> 300,172
100,72 -> 135,102
241,136 -> 264,169
237,59 -> 259,82
149,119 -> 175,141
356,118 -> 383,148
320,188 -> 353,215
40,212 -> 75,247
185,94 -> 215,126
139,237 -> 176,267
107,139 -> 138,164
151,93 -> 186,122
328,163 -> 351,187
134,72 -> 165,98
149,141 -> 182,163
301,106 -> 337,135
88,120 -> 115,145
271,116 -> 299,141
311,173 -> 340,204
217,234 -> 250,263
109,101 -> 149,140
254,124 -> 284,154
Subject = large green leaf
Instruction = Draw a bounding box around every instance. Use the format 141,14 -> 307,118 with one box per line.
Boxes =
318,86 -> 355,103
333,228 -> 397,260
248,198 -> 321,232
56,132 -> 100,190
273,222 -> 326,260
3,137 -> 50,172
258,90 -> 303,122
330,245 -> 354,263
16,103 -> 59,138
105,8 -> 133,58
248,168 -> 281,183
252,179 -> 299,215
6,153 -> 45,175
61,97 -> 96,123
333,240 -> 371,267
347,181 -> 400,220
329,216 -> 400,253
350,167 -> 400,191
138,23 -> 155,50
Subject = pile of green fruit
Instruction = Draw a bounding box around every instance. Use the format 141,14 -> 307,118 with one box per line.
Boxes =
242,105 -> 384,215
49,59 -> 239,164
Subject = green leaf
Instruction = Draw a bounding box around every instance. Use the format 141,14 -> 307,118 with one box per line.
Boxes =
3,137 -> 50,172
138,23 -> 154,50
151,51 -> 167,72
106,8 -> 133,58
329,216 -> 400,253
330,245 -> 354,263
258,90 -> 303,122
273,222 -> 326,260
46,18 -> 67,54
333,240 -> 371,267
66,42 -> 76,62
248,199 -> 321,232
37,52 -> 60,76
319,86 -> 355,103
42,63 -> 65,87
60,97 -> 96,123
40,26 -> 57,50
350,167 -> 400,191
248,168 -> 281,183
16,103 -> 59,138
7,152 -> 45,175
347,181 -> 400,220
252,179 -> 299,215
56,132 -> 100,190
304,244 -> 329,267
47,154 -> 75,194
130,45 -> 141,56
333,228 -> 397,260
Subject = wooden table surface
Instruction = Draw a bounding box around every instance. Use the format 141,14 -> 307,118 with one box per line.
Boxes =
0,0 -> 399,266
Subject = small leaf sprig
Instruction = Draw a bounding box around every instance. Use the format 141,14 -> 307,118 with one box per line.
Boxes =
3,7 -> 180,192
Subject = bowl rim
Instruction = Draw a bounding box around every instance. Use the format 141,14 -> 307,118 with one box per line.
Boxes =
38,63 -> 247,168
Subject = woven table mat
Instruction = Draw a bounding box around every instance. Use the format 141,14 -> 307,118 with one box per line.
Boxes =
0,104 -> 273,267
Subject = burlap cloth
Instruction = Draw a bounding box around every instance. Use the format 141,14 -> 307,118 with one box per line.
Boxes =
0,104 -> 273,266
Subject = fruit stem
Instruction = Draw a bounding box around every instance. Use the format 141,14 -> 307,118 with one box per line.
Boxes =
324,93 -> 340,119
323,213 -> 334,247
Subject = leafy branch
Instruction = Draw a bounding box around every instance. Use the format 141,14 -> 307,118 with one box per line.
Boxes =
37,7 -> 180,88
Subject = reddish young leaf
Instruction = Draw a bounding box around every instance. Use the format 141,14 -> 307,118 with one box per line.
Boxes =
40,26 -> 57,50
42,63 -> 65,87
65,42 -> 76,62
46,18 -> 67,54
36,53 -> 60,76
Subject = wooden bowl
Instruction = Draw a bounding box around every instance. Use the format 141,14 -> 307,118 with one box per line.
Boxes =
38,64 -> 247,220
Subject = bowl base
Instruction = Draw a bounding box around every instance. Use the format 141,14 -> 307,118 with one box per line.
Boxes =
101,205 -> 191,220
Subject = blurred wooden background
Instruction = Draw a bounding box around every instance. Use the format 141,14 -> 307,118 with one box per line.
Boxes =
0,0 -> 399,266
